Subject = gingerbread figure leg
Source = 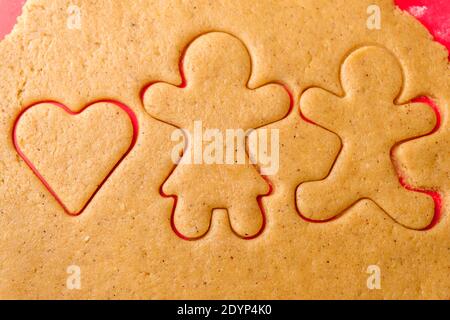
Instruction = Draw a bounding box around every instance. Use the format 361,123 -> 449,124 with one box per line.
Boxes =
173,195 -> 213,239
297,158 -> 363,221
227,198 -> 264,238
370,181 -> 435,230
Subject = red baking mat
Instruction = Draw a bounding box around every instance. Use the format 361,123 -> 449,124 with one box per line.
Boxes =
396,0 -> 450,50
1,0 -> 449,51
0,0 -> 25,39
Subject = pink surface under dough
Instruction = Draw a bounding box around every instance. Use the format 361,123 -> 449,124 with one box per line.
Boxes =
0,0 -> 25,39
0,0 -> 449,51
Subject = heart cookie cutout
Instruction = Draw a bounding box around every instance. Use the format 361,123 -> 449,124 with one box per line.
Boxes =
13,100 -> 138,215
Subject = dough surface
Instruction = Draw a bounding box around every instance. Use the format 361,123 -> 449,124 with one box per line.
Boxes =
0,0 -> 448,299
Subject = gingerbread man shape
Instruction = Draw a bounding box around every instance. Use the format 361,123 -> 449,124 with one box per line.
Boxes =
297,46 -> 437,230
143,32 -> 291,239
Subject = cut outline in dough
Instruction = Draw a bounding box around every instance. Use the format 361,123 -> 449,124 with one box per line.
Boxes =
392,96 -> 442,230
12,100 -> 139,216
11,42 -> 442,234
296,45 -> 443,230
140,31 -> 294,240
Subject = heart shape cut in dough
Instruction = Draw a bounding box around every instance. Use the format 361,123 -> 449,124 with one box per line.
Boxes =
13,101 -> 138,215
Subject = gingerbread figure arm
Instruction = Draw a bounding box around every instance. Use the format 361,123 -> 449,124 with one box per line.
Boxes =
244,84 -> 291,129
389,102 -> 437,141
300,88 -> 346,132
143,83 -> 188,128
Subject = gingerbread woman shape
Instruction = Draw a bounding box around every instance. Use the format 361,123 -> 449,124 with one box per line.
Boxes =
297,46 -> 437,230
143,32 -> 291,239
